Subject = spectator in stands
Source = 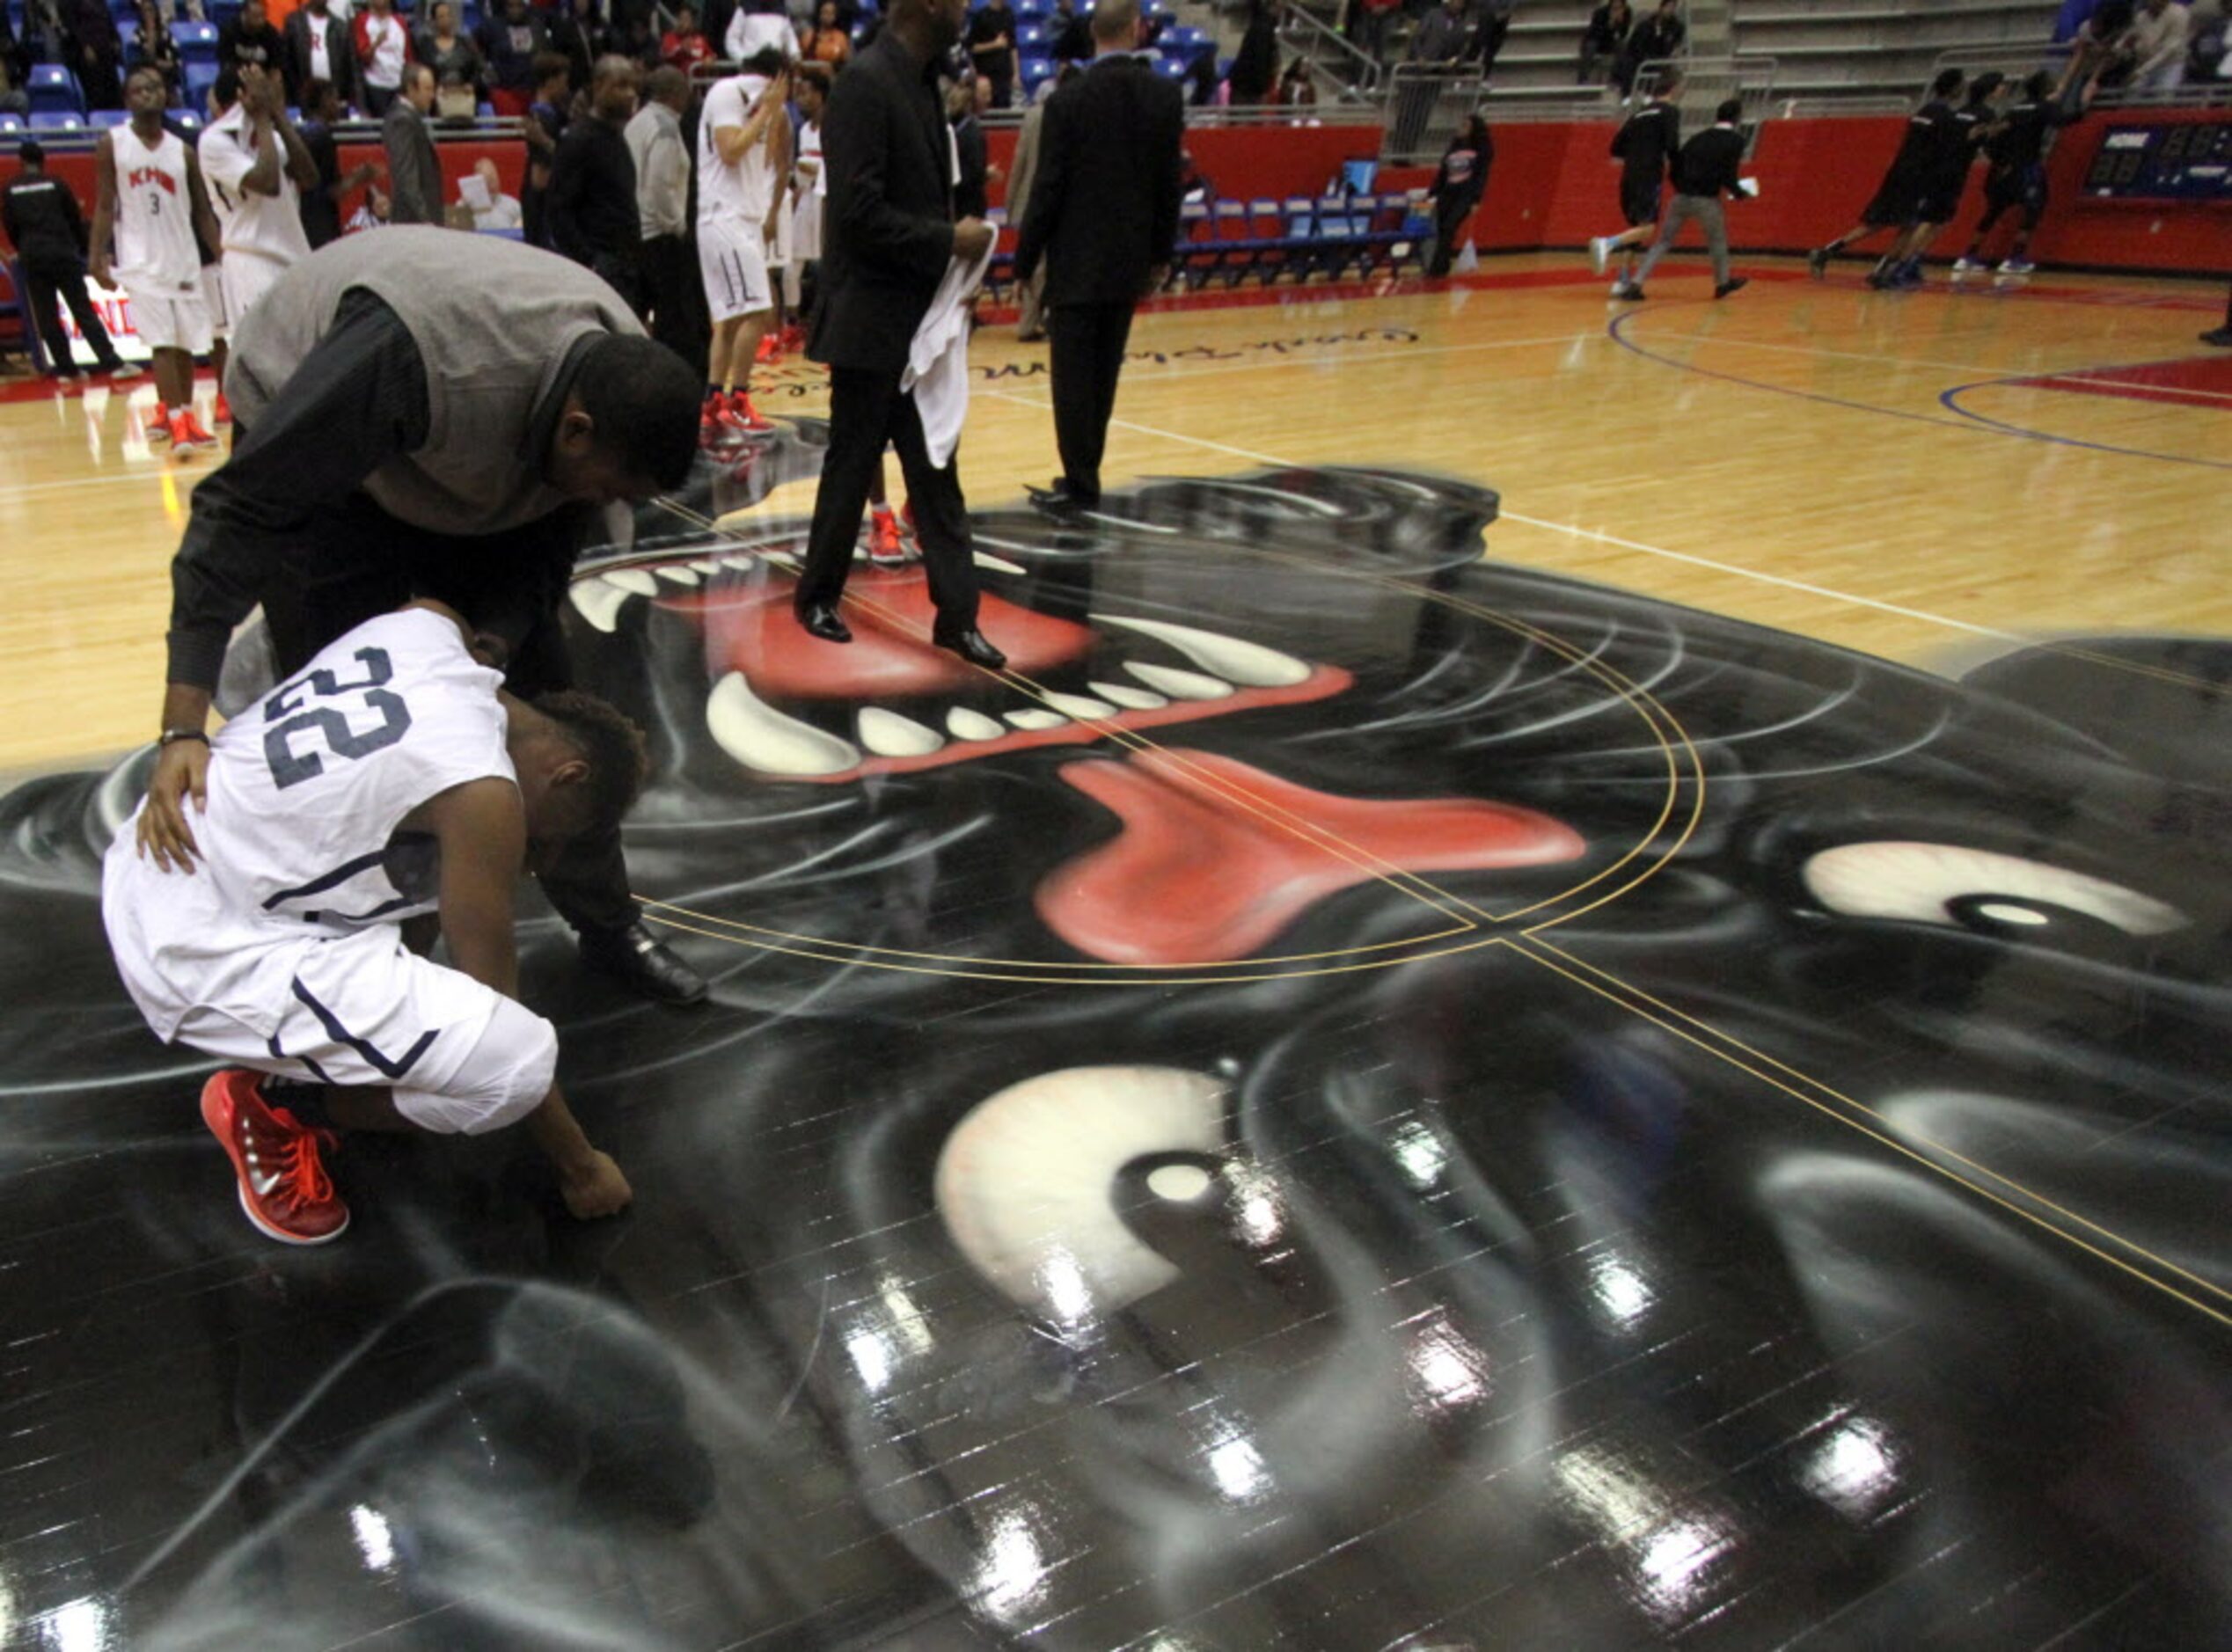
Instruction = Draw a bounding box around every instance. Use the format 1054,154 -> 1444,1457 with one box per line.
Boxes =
295,77 -> 378,248
2,140 -> 135,380
800,1 -> 853,67
0,8 -> 27,118
467,155 -> 523,226
1471,0 -> 1515,78
1228,0 -> 1281,102
383,62 -> 443,222
62,0 -> 125,111
2070,0 -> 2138,82
662,3 -> 715,72
1349,0 -> 1401,65
1614,0 -> 1681,100
344,181 -> 392,231
1809,67 -> 1964,285
1276,56 -> 1317,105
2189,0 -> 2226,81
626,62 -> 696,356
416,2 -> 486,108
220,0 -> 286,90
1424,111 -> 1489,275
2116,0 -> 2192,91
1050,0 -> 1094,62
128,0 -> 184,106
548,53 -> 644,305
354,0 -> 412,116
1586,70 -> 1676,289
479,0 -> 550,118
287,0 -> 357,113
1617,95 -> 1745,300
1409,0 -> 1471,68
553,0 -> 609,91
967,0 -> 1020,107
523,49 -> 571,244
1578,0 -> 1629,86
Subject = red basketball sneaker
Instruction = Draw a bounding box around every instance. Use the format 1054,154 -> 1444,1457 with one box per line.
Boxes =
867,508 -> 906,566
755,331 -> 781,364
170,409 -> 220,452
729,391 -> 773,433
213,392 -> 232,425
699,390 -> 735,450
200,1069 -> 349,1245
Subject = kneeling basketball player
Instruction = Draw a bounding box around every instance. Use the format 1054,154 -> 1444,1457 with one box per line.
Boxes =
103,601 -> 643,1244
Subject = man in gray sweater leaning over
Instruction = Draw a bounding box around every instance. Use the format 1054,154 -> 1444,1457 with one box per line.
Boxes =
135,228 -> 714,1005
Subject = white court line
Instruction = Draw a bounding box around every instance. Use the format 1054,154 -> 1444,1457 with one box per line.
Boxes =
983,331 -> 1601,390
984,392 -> 2027,646
0,469 -> 176,501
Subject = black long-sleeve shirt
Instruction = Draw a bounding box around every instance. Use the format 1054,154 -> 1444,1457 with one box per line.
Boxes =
1671,122 -> 1745,198
1610,95 -> 1679,186
545,113 -> 639,271
1,168 -> 88,267
1987,92 -> 2082,171
166,289 -> 589,691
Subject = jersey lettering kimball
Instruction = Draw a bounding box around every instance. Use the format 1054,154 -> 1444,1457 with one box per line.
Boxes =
105,609 -> 517,1042
109,123 -> 201,293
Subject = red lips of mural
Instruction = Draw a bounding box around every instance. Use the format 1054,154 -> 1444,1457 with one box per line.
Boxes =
1037,750 -> 1588,964
681,567 -> 1092,699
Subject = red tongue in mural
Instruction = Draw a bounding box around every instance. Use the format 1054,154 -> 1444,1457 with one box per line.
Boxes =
1037,749 -> 1586,964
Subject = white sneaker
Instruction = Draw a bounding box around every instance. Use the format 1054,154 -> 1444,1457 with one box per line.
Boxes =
1589,236 -> 1611,276
1997,257 -> 2036,275
1950,256 -> 1985,274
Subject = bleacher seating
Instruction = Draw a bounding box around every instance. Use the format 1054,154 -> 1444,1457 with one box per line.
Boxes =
175,21 -> 220,62
27,64 -> 84,116
30,111 -> 89,131
1733,0 -> 2065,101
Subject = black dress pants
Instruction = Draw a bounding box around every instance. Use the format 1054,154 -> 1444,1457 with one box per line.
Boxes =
1047,298 -> 1135,506
256,488 -> 640,938
22,255 -> 121,374
641,231 -> 707,367
1427,192 -> 1479,277
794,362 -> 980,628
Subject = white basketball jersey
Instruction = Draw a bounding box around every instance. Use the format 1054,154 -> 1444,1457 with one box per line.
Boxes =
699,74 -> 778,226
108,123 -> 202,292
103,610 -> 516,1040
198,105 -> 311,267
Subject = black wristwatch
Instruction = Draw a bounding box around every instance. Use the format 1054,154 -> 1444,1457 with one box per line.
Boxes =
157,728 -> 211,748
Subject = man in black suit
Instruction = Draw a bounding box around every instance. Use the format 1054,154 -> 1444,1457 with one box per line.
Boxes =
1012,0 -> 1183,516
792,0 -> 1004,668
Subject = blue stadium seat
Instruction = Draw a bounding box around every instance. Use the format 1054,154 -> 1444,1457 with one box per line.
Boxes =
0,113 -> 27,133
1152,54 -> 1186,82
91,107 -> 131,128
27,63 -> 84,115
1017,21 -> 1044,48
30,110 -> 88,131
183,58 -> 218,110
172,109 -> 204,134
175,20 -> 219,61
1019,53 -> 1052,92
207,0 -> 242,31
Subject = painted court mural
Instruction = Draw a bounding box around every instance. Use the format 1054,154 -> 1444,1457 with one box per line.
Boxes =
0,442 -> 2226,1648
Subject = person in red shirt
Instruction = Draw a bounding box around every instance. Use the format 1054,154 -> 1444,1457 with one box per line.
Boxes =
662,3 -> 714,73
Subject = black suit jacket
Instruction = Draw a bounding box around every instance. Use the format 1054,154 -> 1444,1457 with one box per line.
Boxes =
284,10 -> 358,107
807,31 -> 960,375
1013,54 -> 1184,308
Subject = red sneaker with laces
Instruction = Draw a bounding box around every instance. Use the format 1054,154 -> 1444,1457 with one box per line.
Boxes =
867,508 -> 906,566
755,332 -> 781,364
147,404 -> 172,443
170,410 -> 220,452
213,392 -> 232,425
699,391 -> 732,449
729,391 -> 773,432
779,323 -> 806,354
200,1069 -> 349,1245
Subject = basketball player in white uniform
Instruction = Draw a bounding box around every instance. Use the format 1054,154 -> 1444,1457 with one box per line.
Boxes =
91,65 -> 223,451
103,601 -> 642,1244
197,63 -> 315,335
696,54 -> 789,443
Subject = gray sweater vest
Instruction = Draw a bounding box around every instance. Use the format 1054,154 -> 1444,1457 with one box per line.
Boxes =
227,227 -> 646,534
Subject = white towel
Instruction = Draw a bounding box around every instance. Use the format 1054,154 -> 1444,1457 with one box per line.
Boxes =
902,241 -> 996,470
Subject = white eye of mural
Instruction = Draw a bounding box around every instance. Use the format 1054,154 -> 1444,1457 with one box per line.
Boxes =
936,1066 -> 1228,1328
1800,842 -> 2185,936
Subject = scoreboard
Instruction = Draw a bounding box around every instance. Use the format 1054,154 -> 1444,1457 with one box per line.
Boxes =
2084,121 -> 2232,201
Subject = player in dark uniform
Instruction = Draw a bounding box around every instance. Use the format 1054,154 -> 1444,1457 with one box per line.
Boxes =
1877,71 -> 2004,289
1807,68 -> 1964,284
1953,65 -> 2091,276
1586,75 -> 1679,291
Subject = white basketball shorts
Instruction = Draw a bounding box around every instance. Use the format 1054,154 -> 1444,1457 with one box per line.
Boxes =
699,216 -> 773,322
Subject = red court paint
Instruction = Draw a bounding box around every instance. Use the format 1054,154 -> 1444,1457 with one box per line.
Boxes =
1036,748 -> 1585,963
2013,354 -> 2232,411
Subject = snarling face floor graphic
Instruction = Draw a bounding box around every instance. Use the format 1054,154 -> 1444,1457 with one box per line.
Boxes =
0,443 -> 2226,1648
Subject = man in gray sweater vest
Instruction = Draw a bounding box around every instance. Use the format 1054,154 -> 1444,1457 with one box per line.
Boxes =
136,228 -> 712,1005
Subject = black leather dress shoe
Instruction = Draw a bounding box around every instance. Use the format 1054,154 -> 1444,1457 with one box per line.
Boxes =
1026,480 -> 1091,520
797,603 -> 853,644
580,923 -> 709,1005
933,625 -> 1007,670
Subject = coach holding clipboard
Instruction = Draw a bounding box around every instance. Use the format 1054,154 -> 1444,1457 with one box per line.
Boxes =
1012,0 -> 1183,518
792,0 -> 1006,669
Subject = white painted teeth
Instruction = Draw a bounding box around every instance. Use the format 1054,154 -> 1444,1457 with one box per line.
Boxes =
858,707 -> 946,757
1101,616 -> 1310,687
1089,680 -> 1167,710
706,673 -> 860,776
1042,691 -> 1116,720
656,565 -> 701,586
689,558 -> 727,576
1124,660 -> 1233,701
973,550 -> 1026,574
604,567 -> 661,596
947,707 -> 1005,742
718,552 -> 757,571
567,577 -> 633,633
1006,709 -> 1070,731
